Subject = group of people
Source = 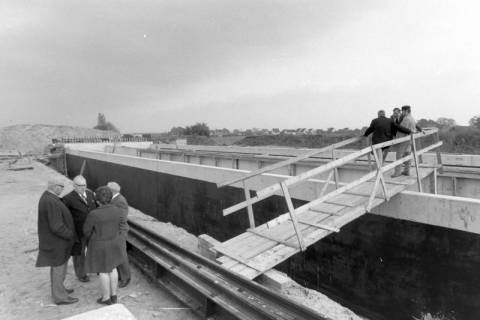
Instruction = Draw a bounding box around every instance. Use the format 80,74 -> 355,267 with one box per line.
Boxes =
363,105 -> 423,177
35,175 -> 131,305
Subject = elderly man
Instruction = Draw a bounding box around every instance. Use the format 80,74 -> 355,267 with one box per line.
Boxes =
107,181 -> 131,288
391,105 -> 422,177
62,175 -> 96,282
36,177 -> 78,305
364,110 -> 411,162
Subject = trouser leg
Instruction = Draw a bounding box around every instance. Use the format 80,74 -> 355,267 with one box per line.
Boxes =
117,235 -> 130,282
382,148 -> 389,163
394,142 -> 410,174
403,153 -> 412,174
117,260 -> 131,282
72,237 -> 86,279
51,261 -> 69,303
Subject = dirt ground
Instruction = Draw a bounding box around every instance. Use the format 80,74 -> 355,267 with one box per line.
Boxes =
0,161 -> 199,320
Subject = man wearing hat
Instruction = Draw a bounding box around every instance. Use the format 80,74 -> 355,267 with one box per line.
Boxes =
391,105 -> 422,177
36,177 -> 78,305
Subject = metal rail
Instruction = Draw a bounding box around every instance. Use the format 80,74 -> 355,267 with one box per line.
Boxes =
127,219 -> 327,320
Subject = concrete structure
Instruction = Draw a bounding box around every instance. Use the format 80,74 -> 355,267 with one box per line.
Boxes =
63,141 -> 480,320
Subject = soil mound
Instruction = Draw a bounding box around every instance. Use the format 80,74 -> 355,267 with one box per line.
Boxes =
0,124 -> 118,154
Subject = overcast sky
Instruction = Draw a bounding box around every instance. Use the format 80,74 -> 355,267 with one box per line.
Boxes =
1,0 -> 480,132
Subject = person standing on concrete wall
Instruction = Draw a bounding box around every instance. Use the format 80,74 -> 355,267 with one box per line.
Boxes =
36,177 -> 78,305
62,175 -> 96,282
391,105 -> 421,177
107,181 -> 131,288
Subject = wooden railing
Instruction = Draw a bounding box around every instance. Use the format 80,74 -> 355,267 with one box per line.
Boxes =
217,128 -> 442,243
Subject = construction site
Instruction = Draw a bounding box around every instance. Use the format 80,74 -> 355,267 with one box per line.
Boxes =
2,126 -> 476,320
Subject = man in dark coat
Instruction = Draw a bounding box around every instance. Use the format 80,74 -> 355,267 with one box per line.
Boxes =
36,177 -> 78,305
107,181 -> 131,288
364,109 -> 412,162
62,175 -> 96,282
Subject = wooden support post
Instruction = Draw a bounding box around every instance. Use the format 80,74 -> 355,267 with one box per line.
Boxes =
435,132 -> 443,174
411,135 -> 423,192
371,146 -> 389,201
289,164 -> 296,176
243,181 -> 255,229
280,182 -> 306,251
257,160 -> 263,169
452,176 -> 457,196
319,170 -> 334,197
366,172 -> 382,212
332,150 -> 339,189
433,167 -> 438,194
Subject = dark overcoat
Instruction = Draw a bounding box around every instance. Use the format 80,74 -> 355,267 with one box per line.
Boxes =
111,193 -> 129,235
83,204 -> 127,273
36,191 -> 75,267
62,189 -> 96,238
364,116 -> 411,145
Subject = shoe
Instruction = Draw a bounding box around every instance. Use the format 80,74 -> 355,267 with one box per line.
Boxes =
390,173 -> 402,178
401,172 -> 410,176
110,295 -> 117,304
66,288 -> 74,294
97,297 -> 112,305
56,297 -> 79,305
78,276 -> 90,282
119,278 -> 130,288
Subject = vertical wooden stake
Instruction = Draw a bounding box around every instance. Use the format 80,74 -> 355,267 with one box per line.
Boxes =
410,135 -> 422,192
435,132 -> 444,174
371,146 -> 389,201
332,150 -> 339,189
319,170 -> 334,197
452,176 -> 457,196
243,181 -> 255,229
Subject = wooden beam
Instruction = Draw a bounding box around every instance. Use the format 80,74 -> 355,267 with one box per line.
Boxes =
222,138 -> 442,216
243,181 -> 255,229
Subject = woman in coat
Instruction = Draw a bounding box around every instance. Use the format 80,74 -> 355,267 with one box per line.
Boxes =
83,186 -> 127,305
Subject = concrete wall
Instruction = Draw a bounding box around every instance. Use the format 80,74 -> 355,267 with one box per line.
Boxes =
65,151 -> 480,320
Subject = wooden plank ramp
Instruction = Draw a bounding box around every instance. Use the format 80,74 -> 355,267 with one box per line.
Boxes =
214,130 -> 442,280
214,166 -> 435,280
